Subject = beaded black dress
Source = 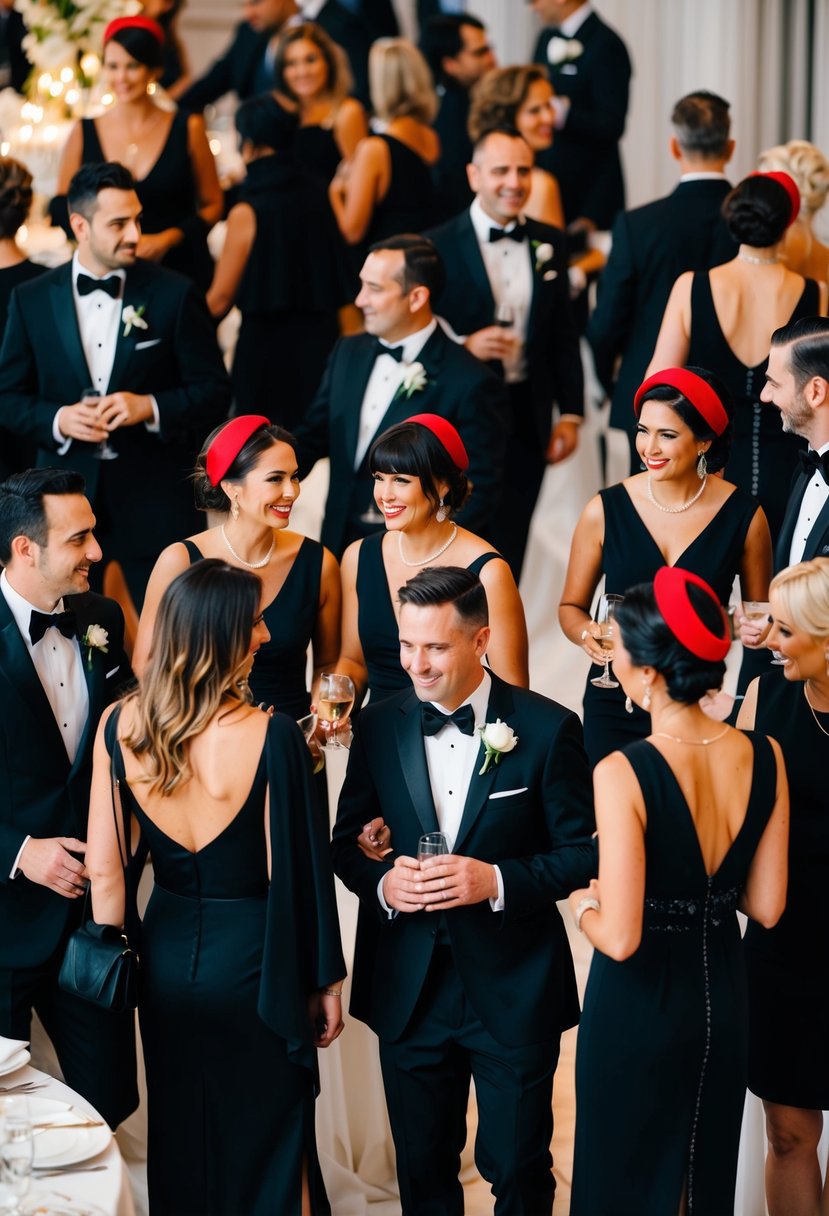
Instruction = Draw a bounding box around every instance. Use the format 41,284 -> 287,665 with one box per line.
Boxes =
571,734 -> 776,1216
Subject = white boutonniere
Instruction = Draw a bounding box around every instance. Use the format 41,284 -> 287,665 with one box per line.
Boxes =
394,360 -> 428,401
122,304 -> 148,337
478,719 -> 518,776
547,36 -> 583,66
81,624 -> 109,671
532,241 -> 554,274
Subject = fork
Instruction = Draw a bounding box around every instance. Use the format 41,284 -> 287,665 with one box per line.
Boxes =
0,1081 -> 45,1094
32,1164 -> 108,1177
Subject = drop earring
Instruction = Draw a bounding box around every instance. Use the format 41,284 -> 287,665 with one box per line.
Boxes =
697,450 -> 708,479
825,651 -> 829,677
436,497 -> 447,523
231,497 -> 240,521
642,681 -> 652,712
625,695 -> 633,714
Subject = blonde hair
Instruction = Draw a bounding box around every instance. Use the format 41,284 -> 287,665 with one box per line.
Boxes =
273,21 -> 352,108
123,561 -> 260,795
770,557 -> 829,639
758,141 -> 829,217
369,38 -> 437,125
468,65 -> 549,145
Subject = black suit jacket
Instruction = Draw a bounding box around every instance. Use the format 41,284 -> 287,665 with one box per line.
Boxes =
0,260 -> 230,564
426,210 -> 584,444
331,673 -> 595,1046
430,84 -> 474,225
293,325 -> 508,557
587,178 -> 736,431
178,21 -> 273,111
315,0 -> 373,108
533,11 -> 631,228
775,467 -> 829,571
0,591 -> 131,969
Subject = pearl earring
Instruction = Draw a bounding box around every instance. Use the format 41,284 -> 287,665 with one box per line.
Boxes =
624,695 -> 633,714
642,681 -> 652,712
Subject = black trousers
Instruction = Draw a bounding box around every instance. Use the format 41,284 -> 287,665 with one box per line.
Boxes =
489,382 -> 548,582
379,946 -> 560,1216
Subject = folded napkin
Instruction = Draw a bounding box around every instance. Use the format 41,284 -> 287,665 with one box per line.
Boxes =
0,1035 -> 30,1067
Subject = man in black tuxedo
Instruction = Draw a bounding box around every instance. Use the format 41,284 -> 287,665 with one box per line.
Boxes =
761,317 -> 829,571
427,126 -> 584,578
293,234 -> 508,559
529,0 -> 631,231
178,0 -> 295,110
0,162 -> 230,608
332,565 -> 594,1215
420,13 -> 496,224
0,468 -> 136,1128
588,91 -> 737,471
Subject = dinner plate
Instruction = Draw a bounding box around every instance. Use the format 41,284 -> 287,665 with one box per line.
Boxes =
29,1098 -> 112,1168
0,1047 -> 30,1076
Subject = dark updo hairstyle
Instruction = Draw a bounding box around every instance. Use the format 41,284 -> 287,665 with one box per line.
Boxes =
0,157 -> 33,240
615,580 -> 728,703
105,24 -> 164,71
369,420 -> 471,516
635,365 -> 734,473
722,174 -> 792,247
193,420 -> 297,512
235,94 -> 298,154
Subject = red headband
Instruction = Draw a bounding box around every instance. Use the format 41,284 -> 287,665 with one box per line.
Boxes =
633,367 -> 729,437
206,415 -> 271,486
103,16 -> 165,46
751,170 -> 801,226
653,567 -> 730,662
405,413 -> 469,471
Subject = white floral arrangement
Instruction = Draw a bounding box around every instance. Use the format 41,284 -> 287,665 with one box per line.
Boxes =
81,623 -> 109,670
14,0 -> 140,82
532,241 -> 554,274
122,304 -> 147,337
547,36 -> 584,67
478,719 -> 518,775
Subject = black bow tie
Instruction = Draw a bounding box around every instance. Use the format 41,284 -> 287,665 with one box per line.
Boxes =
376,342 -> 404,362
421,702 -> 476,737
489,226 -> 524,244
798,448 -> 829,484
77,274 -> 121,299
29,608 -> 76,646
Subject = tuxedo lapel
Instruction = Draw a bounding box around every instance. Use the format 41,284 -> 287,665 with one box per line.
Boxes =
343,339 -> 381,465
50,268 -> 93,390
456,213 -> 494,317
0,600 -> 68,759
775,472 -> 808,569
67,597 -> 103,775
453,676 -> 516,853
803,493 -> 829,560
395,695 -> 440,836
107,267 -> 152,393
369,328 -> 447,443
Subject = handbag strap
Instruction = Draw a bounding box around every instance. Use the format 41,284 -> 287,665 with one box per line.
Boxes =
101,706 -> 137,936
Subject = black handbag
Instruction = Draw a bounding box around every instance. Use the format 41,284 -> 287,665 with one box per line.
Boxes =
59,744 -> 139,1013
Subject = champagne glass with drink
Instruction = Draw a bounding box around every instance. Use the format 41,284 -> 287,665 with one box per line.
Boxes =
418,832 -> 448,864
590,593 -> 624,689
318,673 -> 355,749
83,387 -> 118,461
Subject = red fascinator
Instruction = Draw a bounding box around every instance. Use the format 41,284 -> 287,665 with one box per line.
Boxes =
405,413 -> 469,471
206,415 -> 271,487
633,368 -> 729,437
653,567 -> 730,662
751,170 -> 801,226
103,16 -> 165,45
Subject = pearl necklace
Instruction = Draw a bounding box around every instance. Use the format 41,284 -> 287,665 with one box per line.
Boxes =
646,474 -> 708,514
397,524 -> 458,567
653,725 -> 729,745
804,684 -> 829,737
220,524 -> 274,569
738,252 -> 779,265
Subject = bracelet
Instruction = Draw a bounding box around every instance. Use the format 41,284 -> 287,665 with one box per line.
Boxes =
575,896 -> 600,933
322,987 -> 343,998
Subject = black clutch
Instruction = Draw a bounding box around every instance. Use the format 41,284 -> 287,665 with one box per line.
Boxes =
59,917 -> 138,1012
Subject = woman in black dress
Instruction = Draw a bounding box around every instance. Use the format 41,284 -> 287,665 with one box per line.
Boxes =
559,366 -> 772,766
133,415 -> 341,721
337,415 -> 528,706
738,557 -> 829,1216
87,560 -> 345,1215
569,568 -> 788,1216
207,96 -> 354,429
53,16 -> 222,292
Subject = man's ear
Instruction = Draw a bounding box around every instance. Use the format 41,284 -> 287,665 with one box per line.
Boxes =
466,161 -> 480,194
68,211 -> 87,244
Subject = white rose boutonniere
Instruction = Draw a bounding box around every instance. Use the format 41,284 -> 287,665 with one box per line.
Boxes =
547,36 -> 583,66
478,719 -> 519,776
394,361 -> 428,401
532,241 -> 554,274
122,305 -> 148,338
81,624 -> 109,671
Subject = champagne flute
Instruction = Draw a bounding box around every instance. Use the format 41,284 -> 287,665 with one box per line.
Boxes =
0,1096 -> 33,1214
590,593 -> 624,689
83,387 -> 118,461
417,832 -> 448,863
318,674 -> 355,749
494,302 -> 515,329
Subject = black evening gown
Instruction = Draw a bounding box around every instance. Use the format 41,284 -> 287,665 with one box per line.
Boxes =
364,134 -> 434,246
0,260 -> 47,477
687,272 -> 818,539
292,123 -> 342,185
231,155 -> 354,431
571,734 -> 776,1216
108,710 -> 345,1216
356,531 -> 503,701
745,674 -> 829,1107
582,483 -> 758,766
80,114 -> 213,292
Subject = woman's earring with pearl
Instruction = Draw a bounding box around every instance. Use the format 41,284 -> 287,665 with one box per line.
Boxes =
436,497 -> 447,523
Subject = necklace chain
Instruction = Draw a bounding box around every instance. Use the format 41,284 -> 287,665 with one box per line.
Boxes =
220,524 -> 274,570
804,684 -> 829,737
738,252 -> 779,266
646,473 -> 708,514
653,725 -> 730,746
397,524 -> 458,567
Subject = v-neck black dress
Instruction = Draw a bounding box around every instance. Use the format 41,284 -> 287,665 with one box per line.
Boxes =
571,734 -> 776,1216
583,482 -> 758,765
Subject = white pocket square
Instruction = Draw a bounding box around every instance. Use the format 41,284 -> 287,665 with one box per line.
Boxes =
105,666 -> 121,679
560,64 -> 578,75
543,270 -> 558,281
489,787 -> 529,800
134,338 -> 161,350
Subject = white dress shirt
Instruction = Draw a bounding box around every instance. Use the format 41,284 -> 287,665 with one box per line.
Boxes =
789,441 -> 829,565
1,570 -> 89,877
354,318 -> 437,468
470,198 -> 531,383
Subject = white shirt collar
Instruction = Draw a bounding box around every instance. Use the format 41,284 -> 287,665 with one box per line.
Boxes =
0,569 -> 65,644
679,171 -> 729,183
559,2 -> 592,37
428,668 -> 491,725
470,197 -> 524,244
814,440 -> 829,456
296,0 -> 325,18
72,250 -> 126,291
378,317 -> 437,364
